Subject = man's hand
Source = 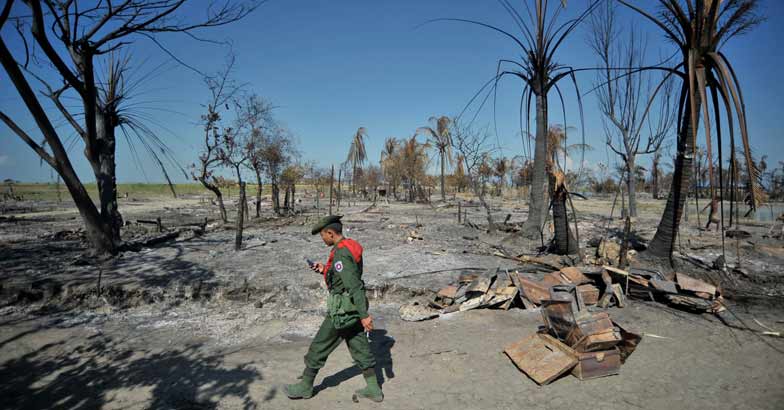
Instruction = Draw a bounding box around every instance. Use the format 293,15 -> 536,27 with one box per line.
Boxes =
311,263 -> 324,274
360,316 -> 373,332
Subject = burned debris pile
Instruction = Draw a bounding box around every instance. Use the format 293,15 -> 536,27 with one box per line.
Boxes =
399,264 -> 726,383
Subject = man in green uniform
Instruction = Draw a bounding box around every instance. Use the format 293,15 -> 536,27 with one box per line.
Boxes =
285,215 -> 383,402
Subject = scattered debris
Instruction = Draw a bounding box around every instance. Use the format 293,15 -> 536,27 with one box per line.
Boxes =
505,283 -> 639,384
399,301 -> 439,322
406,230 -> 424,243
504,333 -> 577,385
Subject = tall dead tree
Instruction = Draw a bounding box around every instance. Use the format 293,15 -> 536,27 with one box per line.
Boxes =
429,1 -> 599,241
193,58 -> 245,223
238,93 -> 274,218
620,0 -> 764,259
259,126 -> 293,215
452,120 -> 496,233
346,127 -> 368,197
590,0 -> 674,218
0,0 -> 258,253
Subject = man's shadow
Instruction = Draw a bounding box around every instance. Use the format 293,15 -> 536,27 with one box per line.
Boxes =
313,329 -> 395,394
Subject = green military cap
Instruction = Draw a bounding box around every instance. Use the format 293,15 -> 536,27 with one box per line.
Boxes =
311,214 -> 343,235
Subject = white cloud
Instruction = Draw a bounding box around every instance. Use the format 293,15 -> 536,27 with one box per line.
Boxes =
0,155 -> 10,166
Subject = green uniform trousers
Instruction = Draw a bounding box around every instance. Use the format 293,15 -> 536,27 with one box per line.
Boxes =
304,316 -> 375,370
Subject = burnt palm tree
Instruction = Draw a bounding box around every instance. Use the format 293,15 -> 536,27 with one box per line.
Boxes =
427,0 -> 599,241
415,116 -> 453,201
346,127 -> 369,196
620,0 -> 764,258
547,125 -> 579,254
380,137 -> 399,198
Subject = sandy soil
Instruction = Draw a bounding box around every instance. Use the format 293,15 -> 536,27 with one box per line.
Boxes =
1,193 -> 783,409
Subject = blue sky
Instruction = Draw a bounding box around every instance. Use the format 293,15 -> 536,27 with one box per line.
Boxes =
1,0 -> 783,183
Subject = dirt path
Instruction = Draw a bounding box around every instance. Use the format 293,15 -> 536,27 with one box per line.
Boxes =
1,301 -> 782,410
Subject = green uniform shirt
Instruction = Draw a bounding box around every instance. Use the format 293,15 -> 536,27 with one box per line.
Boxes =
326,239 -> 369,319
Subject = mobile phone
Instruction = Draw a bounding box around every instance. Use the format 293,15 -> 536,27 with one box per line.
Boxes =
305,257 -> 315,268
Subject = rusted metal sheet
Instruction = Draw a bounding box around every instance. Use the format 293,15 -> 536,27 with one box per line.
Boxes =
559,267 -> 592,285
675,273 -> 717,297
515,274 -> 551,304
542,271 -> 565,287
571,348 -> 621,380
504,333 -> 578,385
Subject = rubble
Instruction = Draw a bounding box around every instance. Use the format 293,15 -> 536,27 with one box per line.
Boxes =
396,263 -> 731,384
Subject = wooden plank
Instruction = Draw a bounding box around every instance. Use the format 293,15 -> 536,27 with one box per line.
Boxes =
459,295 -> 485,311
466,277 -> 491,294
603,265 -> 629,276
559,267 -> 592,285
675,272 -> 717,297
650,278 -> 678,294
542,271 -> 565,287
437,285 -> 459,299
611,284 -> 626,308
504,333 -> 578,385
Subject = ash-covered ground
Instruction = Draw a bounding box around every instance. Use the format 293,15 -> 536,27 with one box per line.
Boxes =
1,192 -> 783,409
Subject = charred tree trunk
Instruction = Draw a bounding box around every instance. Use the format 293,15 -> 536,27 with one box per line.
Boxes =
626,155 -> 638,218
440,152 -> 446,201
254,169 -> 263,218
291,183 -> 297,213
521,88 -> 549,239
272,178 -> 281,216
550,172 -> 577,254
0,39 -> 116,254
648,91 -> 701,258
198,177 -> 227,222
93,111 -> 123,243
473,181 -> 495,234
652,153 -> 661,200
235,182 -> 246,251
283,184 -> 291,212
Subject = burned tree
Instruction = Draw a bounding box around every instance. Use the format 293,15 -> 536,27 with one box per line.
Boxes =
193,58 -> 244,223
415,116 -> 453,201
346,127 -> 368,197
0,0 -> 258,253
429,0 -> 598,240
238,93 -> 274,218
621,0 -> 764,258
452,120 -> 496,233
279,164 -> 302,214
259,126 -> 294,215
590,0 -> 675,217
